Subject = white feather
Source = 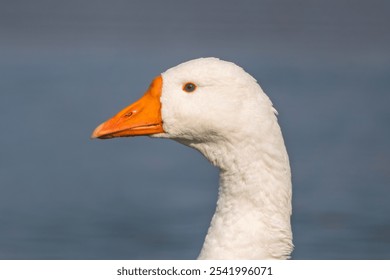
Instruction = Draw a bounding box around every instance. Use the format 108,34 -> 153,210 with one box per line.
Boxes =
155,58 -> 293,259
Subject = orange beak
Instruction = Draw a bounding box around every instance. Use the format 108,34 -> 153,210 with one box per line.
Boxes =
91,75 -> 164,139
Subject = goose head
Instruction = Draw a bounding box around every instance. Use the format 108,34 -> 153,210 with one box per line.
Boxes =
92,58 -> 277,162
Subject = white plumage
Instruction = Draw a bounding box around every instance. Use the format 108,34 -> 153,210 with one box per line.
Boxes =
93,57 -> 293,259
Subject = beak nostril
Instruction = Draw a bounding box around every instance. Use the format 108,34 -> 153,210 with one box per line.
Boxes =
124,111 -> 133,118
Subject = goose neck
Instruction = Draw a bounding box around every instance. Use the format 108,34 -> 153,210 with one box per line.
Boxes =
197,140 -> 293,259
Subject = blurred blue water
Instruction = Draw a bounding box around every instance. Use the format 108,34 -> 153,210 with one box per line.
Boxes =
1,0 -> 390,259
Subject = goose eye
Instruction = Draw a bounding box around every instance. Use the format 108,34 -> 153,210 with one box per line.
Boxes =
183,82 -> 197,93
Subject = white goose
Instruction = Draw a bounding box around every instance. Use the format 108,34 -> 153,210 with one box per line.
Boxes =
92,57 -> 293,259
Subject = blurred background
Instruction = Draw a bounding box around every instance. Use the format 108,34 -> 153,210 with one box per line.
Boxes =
1,0 -> 389,259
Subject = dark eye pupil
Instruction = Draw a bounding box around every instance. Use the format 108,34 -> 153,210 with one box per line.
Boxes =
184,83 -> 196,92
